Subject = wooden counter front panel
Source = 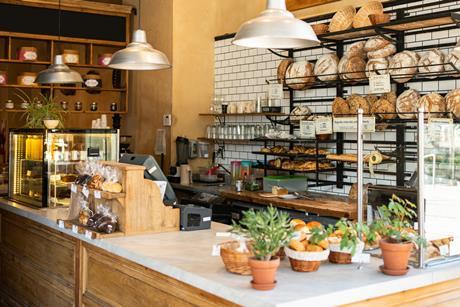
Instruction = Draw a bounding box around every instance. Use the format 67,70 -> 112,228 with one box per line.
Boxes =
0,210 -> 78,305
82,243 -> 239,307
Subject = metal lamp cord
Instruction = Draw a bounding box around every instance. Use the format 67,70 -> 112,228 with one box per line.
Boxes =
138,0 -> 141,29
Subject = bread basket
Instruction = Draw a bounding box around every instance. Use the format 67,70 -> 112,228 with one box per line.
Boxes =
369,13 -> 390,25
220,240 -> 253,275
353,1 -> 384,28
311,23 -> 329,35
328,241 -> 364,264
329,6 -> 356,32
285,246 -> 329,272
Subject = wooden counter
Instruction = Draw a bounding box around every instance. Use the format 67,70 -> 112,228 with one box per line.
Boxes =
220,188 -> 358,219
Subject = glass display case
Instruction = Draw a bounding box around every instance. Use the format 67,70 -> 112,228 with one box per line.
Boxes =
9,129 -> 119,208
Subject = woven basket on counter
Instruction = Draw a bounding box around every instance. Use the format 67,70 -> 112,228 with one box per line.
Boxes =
329,251 -> 352,264
285,246 -> 330,272
329,6 -> 356,32
353,1 -> 384,28
220,240 -> 253,275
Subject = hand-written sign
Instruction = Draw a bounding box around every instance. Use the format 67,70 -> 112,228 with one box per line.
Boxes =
369,74 -> 391,94
333,116 -> 376,133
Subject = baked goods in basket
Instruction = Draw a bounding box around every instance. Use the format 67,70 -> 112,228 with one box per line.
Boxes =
347,94 -> 370,114
367,44 -> 396,59
332,96 -> 350,116
277,58 -> 293,84
338,56 -> 367,82
446,89 -> 460,119
418,92 -> 446,118
364,37 -> 390,52
418,49 -> 445,79
389,51 -> 420,83
285,61 -> 315,90
329,5 -> 356,32
314,53 -> 339,81
366,57 -> 389,78
396,89 -> 420,119
371,98 -> 397,120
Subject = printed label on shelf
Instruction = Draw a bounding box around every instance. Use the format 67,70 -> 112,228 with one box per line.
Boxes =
428,118 -> 454,125
71,184 -> 77,193
203,216 -> 211,222
72,225 -> 79,234
212,244 -> 221,256
315,117 -> 333,134
333,117 -> 376,133
82,186 -> 90,198
85,230 -> 93,240
369,74 -> 391,94
94,190 -> 101,199
299,120 -> 316,138
58,220 -> 65,229
268,83 -> 283,99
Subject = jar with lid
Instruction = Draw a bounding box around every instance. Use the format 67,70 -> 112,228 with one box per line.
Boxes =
110,102 -> 118,112
5,100 -> 14,109
60,101 -> 68,110
74,101 -> 82,111
90,102 -> 98,111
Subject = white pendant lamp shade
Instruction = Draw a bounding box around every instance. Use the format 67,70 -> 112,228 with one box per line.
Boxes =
232,0 -> 319,49
108,29 -> 171,70
35,55 -> 83,84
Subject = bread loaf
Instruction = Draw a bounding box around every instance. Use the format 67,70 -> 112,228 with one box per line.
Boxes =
381,91 -> 397,105
367,44 -> 396,59
444,48 -> 460,76
366,57 -> 388,78
347,94 -> 370,114
365,94 -> 379,106
389,51 -> 419,83
364,37 -> 390,52
446,89 -> 460,118
396,89 -> 420,119
419,93 -> 446,118
371,98 -> 397,120
418,49 -> 445,78
314,54 -> 339,81
285,61 -> 315,90
338,56 -> 367,82
332,97 -> 350,116
277,58 -> 293,84
346,41 -> 366,58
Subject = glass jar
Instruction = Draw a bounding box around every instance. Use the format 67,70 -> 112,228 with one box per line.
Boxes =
75,101 -> 82,111
60,101 -> 68,110
90,102 -> 98,111
110,102 -> 118,111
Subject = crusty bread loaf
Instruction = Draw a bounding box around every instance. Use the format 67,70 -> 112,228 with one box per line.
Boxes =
381,91 -> 397,105
371,98 -> 397,120
364,37 -> 390,52
332,96 -> 350,116
314,53 -> 339,81
396,89 -> 420,119
418,49 -> 445,78
419,92 -> 446,118
365,57 -> 388,78
446,89 -> 460,119
346,41 -> 366,58
277,58 -> 293,84
338,56 -> 367,82
444,48 -> 460,76
285,61 -> 315,90
365,94 -> 379,106
389,51 -> 419,83
367,44 -> 396,59
347,94 -> 370,114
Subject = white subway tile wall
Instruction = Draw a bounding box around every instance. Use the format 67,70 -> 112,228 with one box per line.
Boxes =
213,0 -> 460,196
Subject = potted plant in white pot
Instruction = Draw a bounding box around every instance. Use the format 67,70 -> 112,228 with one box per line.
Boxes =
231,205 -> 292,290
16,90 -> 64,129
370,194 -> 425,276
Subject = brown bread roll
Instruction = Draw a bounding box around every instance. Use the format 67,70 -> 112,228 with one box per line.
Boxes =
396,89 -> 420,119
332,97 -> 350,116
365,57 -> 388,78
346,41 -> 366,58
444,48 -> 460,76
418,49 -> 445,79
285,61 -> 315,90
445,89 -> 460,119
338,56 -> 367,82
371,98 -> 397,120
367,44 -> 397,59
389,51 -> 419,83
364,37 -> 390,52
418,92 -> 446,118
347,94 -> 370,114
381,91 -> 397,105
314,53 -> 339,81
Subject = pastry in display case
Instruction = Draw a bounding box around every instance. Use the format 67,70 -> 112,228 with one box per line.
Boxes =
8,129 -> 119,208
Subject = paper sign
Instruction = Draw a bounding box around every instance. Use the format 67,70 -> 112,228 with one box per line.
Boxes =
72,225 -> 79,234
71,184 -> 77,193
333,116 -> 376,133
369,74 -> 391,94
212,244 -> 221,256
58,220 -> 65,229
82,186 -> 89,198
153,181 -> 167,200
216,232 -> 232,237
94,190 -> 101,199
299,120 -> 316,138
268,83 -> 283,99
315,117 -> 333,134
203,216 -> 211,222
428,118 -> 453,125
85,230 -> 93,240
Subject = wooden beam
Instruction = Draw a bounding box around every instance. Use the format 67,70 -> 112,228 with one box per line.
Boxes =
286,0 -> 339,12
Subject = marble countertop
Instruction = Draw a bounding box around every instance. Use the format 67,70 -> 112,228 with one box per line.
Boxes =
1,199 -> 460,307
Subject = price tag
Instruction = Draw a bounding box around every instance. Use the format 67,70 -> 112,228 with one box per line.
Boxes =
72,225 -> 79,234
429,118 -> 453,125
315,117 -> 333,134
268,83 -> 283,99
299,120 -> 316,138
212,244 -> 221,256
94,190 -> 101,199
85,230 -> 93,240
369,74 -> 391,94
58,220 -> 65,229
82,186 -> 90,198
352,253 -> 371,263
333,117 -> 376,133
71,184 -> 77,193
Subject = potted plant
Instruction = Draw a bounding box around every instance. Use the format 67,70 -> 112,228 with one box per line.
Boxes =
370,194 -> 425,276
231,206 -> 292,290
16,89 -> 64,129
327,219 -> 366,264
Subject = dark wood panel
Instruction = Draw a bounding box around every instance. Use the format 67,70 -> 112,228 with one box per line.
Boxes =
286,0 -> 339,11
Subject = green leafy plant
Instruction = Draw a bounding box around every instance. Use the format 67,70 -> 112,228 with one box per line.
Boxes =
16,89 -> 64,128
309,226 -> 328,246
231,206 -> 293,261
327,219 -> 368,256
370,194 -> 425,247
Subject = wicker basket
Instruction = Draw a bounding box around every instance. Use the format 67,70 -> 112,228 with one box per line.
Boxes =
353,1 -> 384,28
220,241 -> 253,275
329,251 -> 352,264
288,258 -> 321,272
285,246 -> 329,272
311,23 -> 329,35
369,13 -> 390,25
329,6 -> 356,32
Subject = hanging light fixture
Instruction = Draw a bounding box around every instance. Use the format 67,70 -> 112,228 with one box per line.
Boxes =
109,0 -> 171,70
35,0 -> 83,84
232,0 -> 319,49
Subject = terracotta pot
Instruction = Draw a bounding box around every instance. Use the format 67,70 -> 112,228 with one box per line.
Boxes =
379,239 -> 413,275
248,256 -> 280,291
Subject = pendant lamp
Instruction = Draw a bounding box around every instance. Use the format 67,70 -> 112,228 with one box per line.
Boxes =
109,0 -> 171,70
232,0 -> 319,49
35,0 -> 83,84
